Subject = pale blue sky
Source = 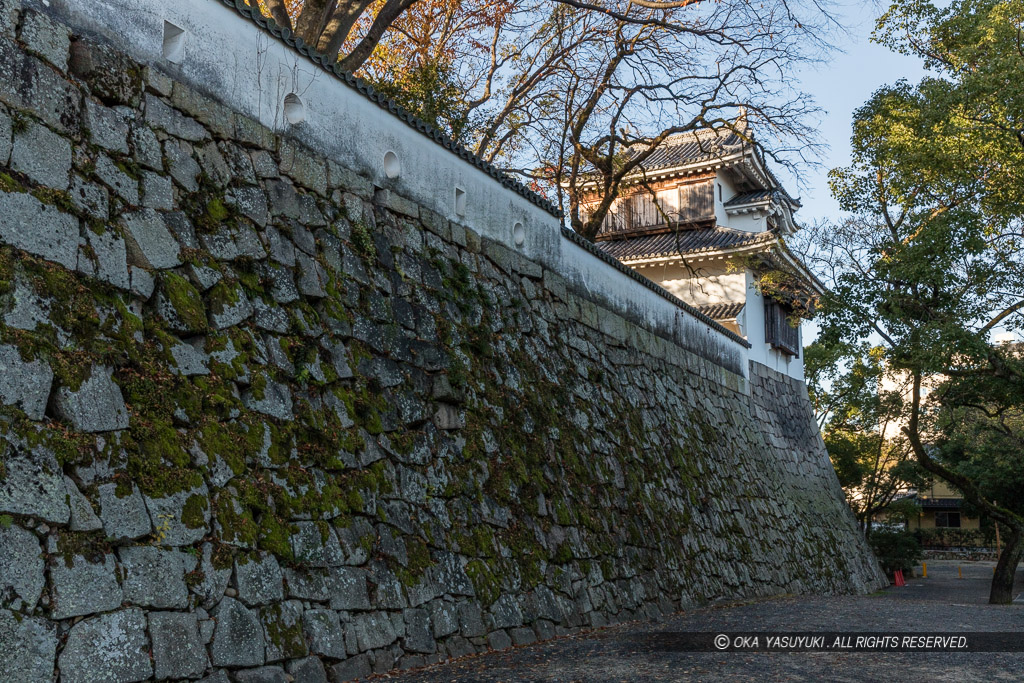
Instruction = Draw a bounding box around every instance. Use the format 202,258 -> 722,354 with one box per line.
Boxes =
784,2 -> 927,224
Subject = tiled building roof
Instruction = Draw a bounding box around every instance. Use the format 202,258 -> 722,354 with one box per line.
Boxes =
626,128 -> 748,173
697,302 -> 746,320
724,190 -> 776,206
725,188 -> 799,209
596,228 -> 775,261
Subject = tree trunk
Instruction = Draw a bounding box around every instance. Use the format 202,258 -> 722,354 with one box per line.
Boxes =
263,0 -> 293,30
336,0 -> 419,73
319,0 -> 375,57
989,526 -> 1023,605
295,0 -> 332,46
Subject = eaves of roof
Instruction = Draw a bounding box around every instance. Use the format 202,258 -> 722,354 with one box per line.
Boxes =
697,302 -> 745,320
560,228 -> 751,348
596,228 -> 776,262
215,0 -> 561,217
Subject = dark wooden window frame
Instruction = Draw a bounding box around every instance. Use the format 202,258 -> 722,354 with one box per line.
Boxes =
764,300 -> 800,356
593,179 -> 716,237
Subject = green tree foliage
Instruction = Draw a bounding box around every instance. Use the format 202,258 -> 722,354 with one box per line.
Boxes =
805,0 -> 1024,604
371,60 -> 472,143
868,529 -> 924,576
806,342 -> 923,534
936,371 -> 1024,525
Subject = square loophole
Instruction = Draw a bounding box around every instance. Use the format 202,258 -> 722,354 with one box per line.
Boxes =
163,21 -> 186,63
454,187 -> 466,217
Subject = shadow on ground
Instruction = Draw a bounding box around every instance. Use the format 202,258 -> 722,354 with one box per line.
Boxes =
382,561 -> 1023,682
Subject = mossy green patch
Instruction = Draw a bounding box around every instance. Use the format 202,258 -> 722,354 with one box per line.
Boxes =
0,172 -> 25,193
262,603 -> 307,658
351,220 -> 376,263
181,494 -> 209,529
465,559 -> 500,606
161,272 -> 208,334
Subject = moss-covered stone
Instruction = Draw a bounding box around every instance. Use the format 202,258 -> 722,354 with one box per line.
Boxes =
160,272 -> 208,334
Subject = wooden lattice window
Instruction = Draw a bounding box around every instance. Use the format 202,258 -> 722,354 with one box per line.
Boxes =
764,300 -> 800,356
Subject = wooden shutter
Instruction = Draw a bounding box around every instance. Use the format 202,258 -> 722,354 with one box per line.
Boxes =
764,301 -> 800,356
678,180 -> 715,224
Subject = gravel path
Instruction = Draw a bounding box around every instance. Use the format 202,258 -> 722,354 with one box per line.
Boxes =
383,561 -> 1023,682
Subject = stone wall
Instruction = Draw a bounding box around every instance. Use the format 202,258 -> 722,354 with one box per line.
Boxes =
0,1 -> 885,681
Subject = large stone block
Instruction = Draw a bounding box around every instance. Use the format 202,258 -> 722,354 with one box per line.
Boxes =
0,609 -> 57,682
85,226 -> 131,290
228,185 -> 269,225
65,475 -> 102,532
143,482 -> 210,546
69,38 -> 142,107
144,93 -> 209,142
0,523 -> 44,610
235,553 -> 284,606
192,542 -> 232,608
0,441 -> 69,523
280,140 -> 328,197
302,609 -> 346,659
155,272 -> 208,334
49,552 -> 123,619
84,98 -> 129,153
149,611 -> 209,680
291,521 -> 344,568
94,154 -> 139,204
164,137 -> 201,191
403,608 -> 436,654
0,191 -> 79,268
207,283 -> 254,329
0,38 -> 81,134
130,123 -> 162,171
141,170 -> 173,210
19,9 -> 69,70
69,175 -> 109,219
170,82 -> 234,139
330,654 -> 371,682
97,481 -> 152,540
210,596 -> 265,668
352,612 -> 398,652
0,0 -> 19,37
260,600 -> 307,662
287,657 -> 327,683
123,208 -> 181,269
119,545 -> 194,609
11,118 -> 71,189
243,379 -> 294,421
0,343 -> 52,420
59,609 -> 152,683
327,566 -> 370,611
52,365 -> 130,432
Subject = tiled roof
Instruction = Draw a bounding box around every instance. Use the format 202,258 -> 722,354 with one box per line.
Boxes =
216,0 -> 560,217
725,188 -> 800,209
697,302 -> 745,320
724,190 -> 776,206
627,128 -> 748,173
916,497 -> 963,510
596,228 -> 775,261
560,228 -> 751,348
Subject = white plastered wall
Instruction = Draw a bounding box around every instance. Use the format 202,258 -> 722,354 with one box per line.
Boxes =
47,0 -> 753,380
636,261 -> 746,308
743,271 -> 804,380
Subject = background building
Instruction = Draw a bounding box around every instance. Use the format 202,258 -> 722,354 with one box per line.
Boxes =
585,122 -> 821,380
